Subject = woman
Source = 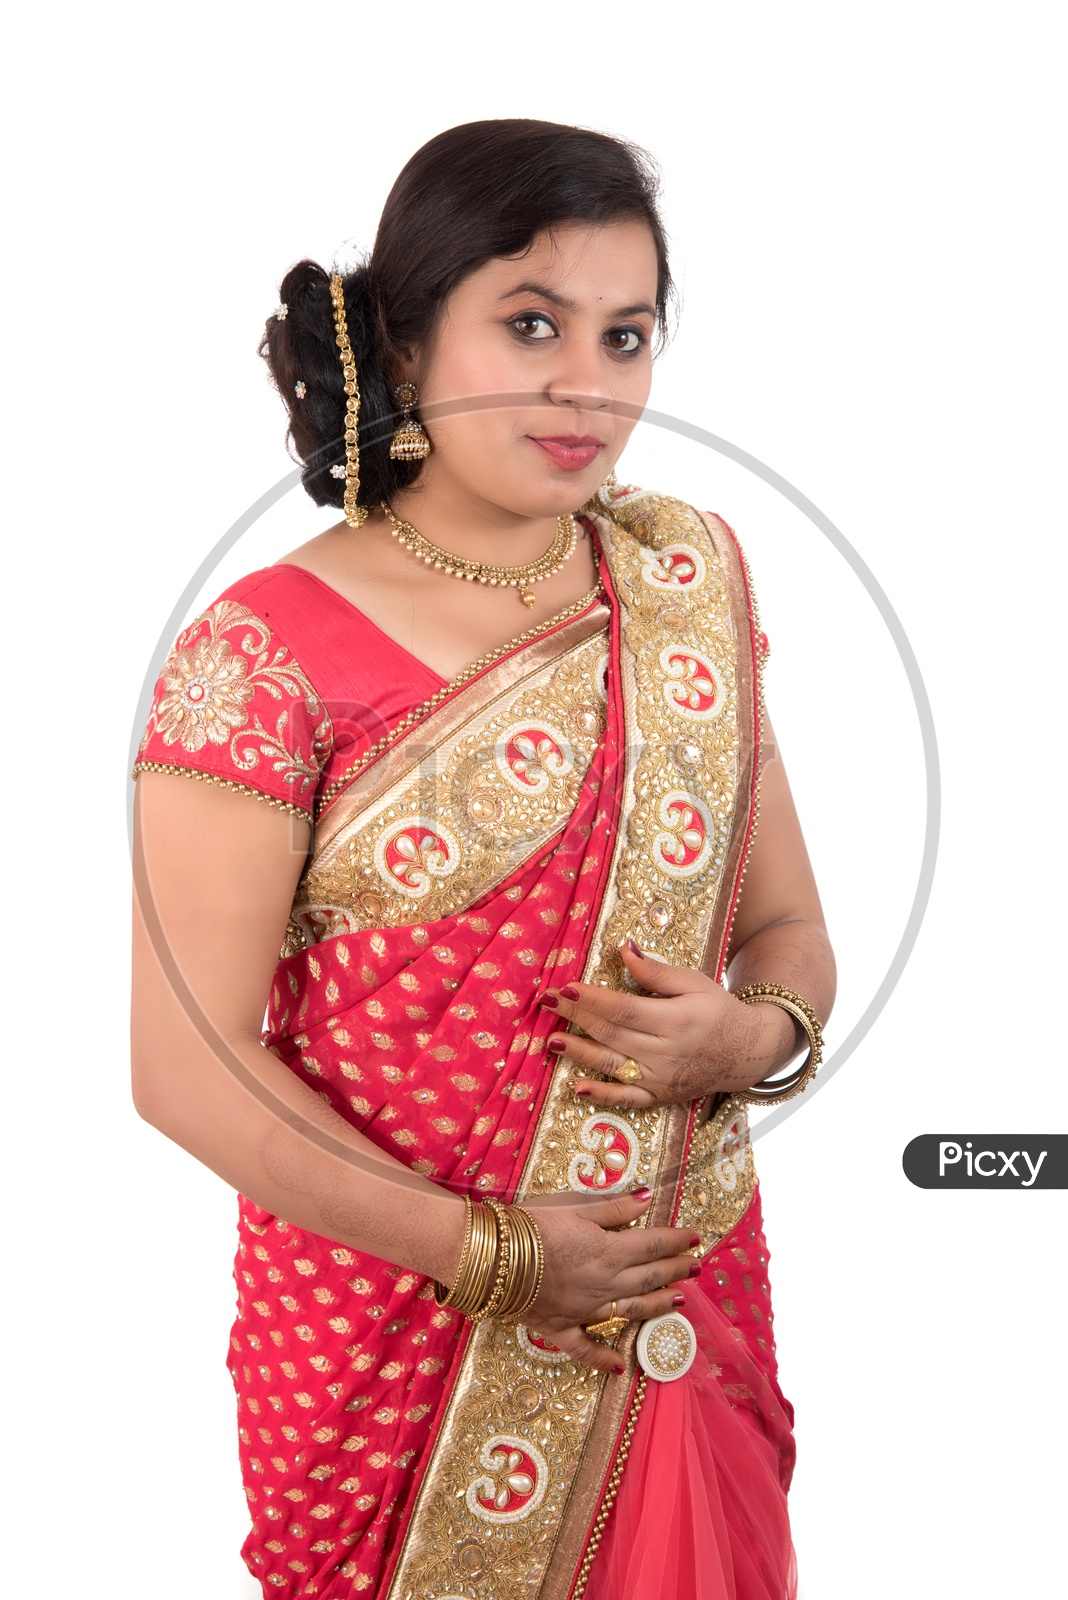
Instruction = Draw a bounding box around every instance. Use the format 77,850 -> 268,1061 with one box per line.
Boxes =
131,119 -> 835,1600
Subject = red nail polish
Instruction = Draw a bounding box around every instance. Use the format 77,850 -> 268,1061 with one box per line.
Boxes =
614,1364 -> 626,1376
559,984 -> 581,1002
574,1087 -> 591,1097
689,1260 -> 703,1277
689,1235 -> 702,1249
631,1185 -> 652,1202
546,1038 -> 567,1055
628,938 -> 644,957
538,992 -> 560,1010
672,1294 -> 686,1308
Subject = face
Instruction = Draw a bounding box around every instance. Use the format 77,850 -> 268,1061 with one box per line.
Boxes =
402,219 -> 659,520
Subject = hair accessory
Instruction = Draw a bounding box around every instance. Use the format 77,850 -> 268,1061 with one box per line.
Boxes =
294,380 -> 307,399
380,501 -> 578,608
330,463 -> 347,480
275,303 -> 288,320
328,273 -> 369,527
731,982 -> 824,1105
389,382 -> 432,462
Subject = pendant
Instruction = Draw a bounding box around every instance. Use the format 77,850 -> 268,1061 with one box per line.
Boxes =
520,589 -> 536,608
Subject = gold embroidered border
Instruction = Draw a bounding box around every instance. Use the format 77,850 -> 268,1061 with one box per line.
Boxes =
383,491 -> 763,1600
284,609 -> 610,954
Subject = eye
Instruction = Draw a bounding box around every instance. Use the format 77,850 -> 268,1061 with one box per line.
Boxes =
603,326 -> 646,355
510,313 -> 557,341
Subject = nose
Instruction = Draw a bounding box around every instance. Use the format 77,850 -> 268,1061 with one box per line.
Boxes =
545,340 -> 613,412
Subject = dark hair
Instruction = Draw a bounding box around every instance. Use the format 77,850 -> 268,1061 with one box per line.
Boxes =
260,119 -> 675,512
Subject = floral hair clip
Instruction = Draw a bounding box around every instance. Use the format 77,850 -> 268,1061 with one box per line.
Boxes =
330,463 -> 347,479
275,303 -> 288,320
294,380 -> 307,399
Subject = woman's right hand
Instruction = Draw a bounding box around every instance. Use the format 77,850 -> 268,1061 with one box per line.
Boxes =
518,1188 -> 701,1375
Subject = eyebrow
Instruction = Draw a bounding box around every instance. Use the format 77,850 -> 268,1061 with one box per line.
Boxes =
497,280 -> 656,319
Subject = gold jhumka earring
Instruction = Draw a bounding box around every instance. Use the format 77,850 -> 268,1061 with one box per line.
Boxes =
329,273 -> 369,527
389,382 -> 432,461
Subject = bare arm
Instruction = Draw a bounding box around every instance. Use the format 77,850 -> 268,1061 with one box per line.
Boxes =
131,772 -> 468,1282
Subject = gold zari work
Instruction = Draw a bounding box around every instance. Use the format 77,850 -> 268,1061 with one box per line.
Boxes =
382,490 -> 764,1600
284,631 -> 608,954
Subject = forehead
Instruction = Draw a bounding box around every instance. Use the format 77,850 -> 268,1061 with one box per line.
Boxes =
464,219 -> 659,304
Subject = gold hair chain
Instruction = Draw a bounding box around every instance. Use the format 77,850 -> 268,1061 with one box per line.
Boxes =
380,501 -> 578,607
329,274 -> 369,527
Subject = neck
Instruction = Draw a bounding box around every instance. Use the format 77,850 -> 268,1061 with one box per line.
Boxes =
385,472 -> 575,567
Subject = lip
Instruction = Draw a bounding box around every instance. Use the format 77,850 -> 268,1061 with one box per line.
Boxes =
528,435 -> 604,472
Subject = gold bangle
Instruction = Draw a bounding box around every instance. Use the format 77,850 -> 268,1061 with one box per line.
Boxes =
433,1195 -> 474,1308
732,982 -> 825,1105
512,1206 -> 544,1320
473,1198 -> 513,1321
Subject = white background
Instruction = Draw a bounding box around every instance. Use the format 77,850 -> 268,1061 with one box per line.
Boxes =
4,3 -> 1065,1595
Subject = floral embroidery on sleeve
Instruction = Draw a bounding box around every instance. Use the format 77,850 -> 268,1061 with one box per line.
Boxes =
134,600 -> 332,811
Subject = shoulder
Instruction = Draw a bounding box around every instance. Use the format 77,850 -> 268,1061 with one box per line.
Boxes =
132,567 -> 335,817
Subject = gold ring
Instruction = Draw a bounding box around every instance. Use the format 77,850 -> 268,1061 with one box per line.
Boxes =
585,1301 -> 630,1341
614,1057 -> 644,1084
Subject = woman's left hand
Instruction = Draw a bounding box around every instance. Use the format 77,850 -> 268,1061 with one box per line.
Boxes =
538,940 -> 783,1109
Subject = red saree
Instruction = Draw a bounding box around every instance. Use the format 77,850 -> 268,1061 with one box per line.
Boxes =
133,486 -> 796,1599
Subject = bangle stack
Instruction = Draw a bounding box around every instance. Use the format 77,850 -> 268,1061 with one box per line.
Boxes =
434,1195 -> 545,1322
732,982 -> 825,1105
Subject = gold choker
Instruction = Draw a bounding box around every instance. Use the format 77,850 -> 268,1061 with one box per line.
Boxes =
380,501 -> 578,607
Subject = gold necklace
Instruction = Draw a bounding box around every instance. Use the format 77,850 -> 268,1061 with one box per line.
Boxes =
380,500 -> 578,607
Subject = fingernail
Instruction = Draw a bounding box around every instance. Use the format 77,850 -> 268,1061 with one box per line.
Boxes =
631,1186 -> 652,1202
574,1086 -> 591,1097
689,1235 -> 702,1249
688,1260 -> 703,1277
546,1038 -> 567,1055
559,984 -> 581,1002
672,1294 -> 686,1307
614,1364 -> 626,1376
627,938 -> 644,957
538,992 -> 560,1010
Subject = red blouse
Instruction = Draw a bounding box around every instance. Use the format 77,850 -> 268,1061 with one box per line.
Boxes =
133,564 -> 447,816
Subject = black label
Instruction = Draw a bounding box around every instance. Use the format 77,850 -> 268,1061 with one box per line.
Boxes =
902,1135 -> 1067,1189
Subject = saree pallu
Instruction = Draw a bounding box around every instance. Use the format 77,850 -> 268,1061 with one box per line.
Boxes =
217,488 -> 795,1598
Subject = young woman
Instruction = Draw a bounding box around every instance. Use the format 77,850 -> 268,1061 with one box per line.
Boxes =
131,119 -> 835,1600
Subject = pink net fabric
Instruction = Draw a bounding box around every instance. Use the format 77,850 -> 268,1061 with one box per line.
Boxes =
584,1198 -> 797,1600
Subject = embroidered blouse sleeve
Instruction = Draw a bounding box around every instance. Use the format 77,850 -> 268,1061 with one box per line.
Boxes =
131,597 -> 333,818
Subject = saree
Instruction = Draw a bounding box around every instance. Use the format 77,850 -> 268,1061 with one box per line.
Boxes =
132,485 -> 796,1599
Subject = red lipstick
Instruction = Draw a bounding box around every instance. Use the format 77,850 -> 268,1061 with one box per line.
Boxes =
528,435 -> 604,471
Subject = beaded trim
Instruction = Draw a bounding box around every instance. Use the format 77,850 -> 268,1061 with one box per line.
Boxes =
130,760 -> 313,821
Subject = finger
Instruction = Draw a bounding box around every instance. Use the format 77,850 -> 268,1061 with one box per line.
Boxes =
542,1326 -> 628,1376
539,981 -> 664,1051
588,1283 -> 690,1326
620,940 -> 715,997
549,1034 -> 658,1108
572,1074 -> 657,1110
613,1222 -> 704,1267
612,1251 -> 703,1301
564,1186 -> 655,1229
